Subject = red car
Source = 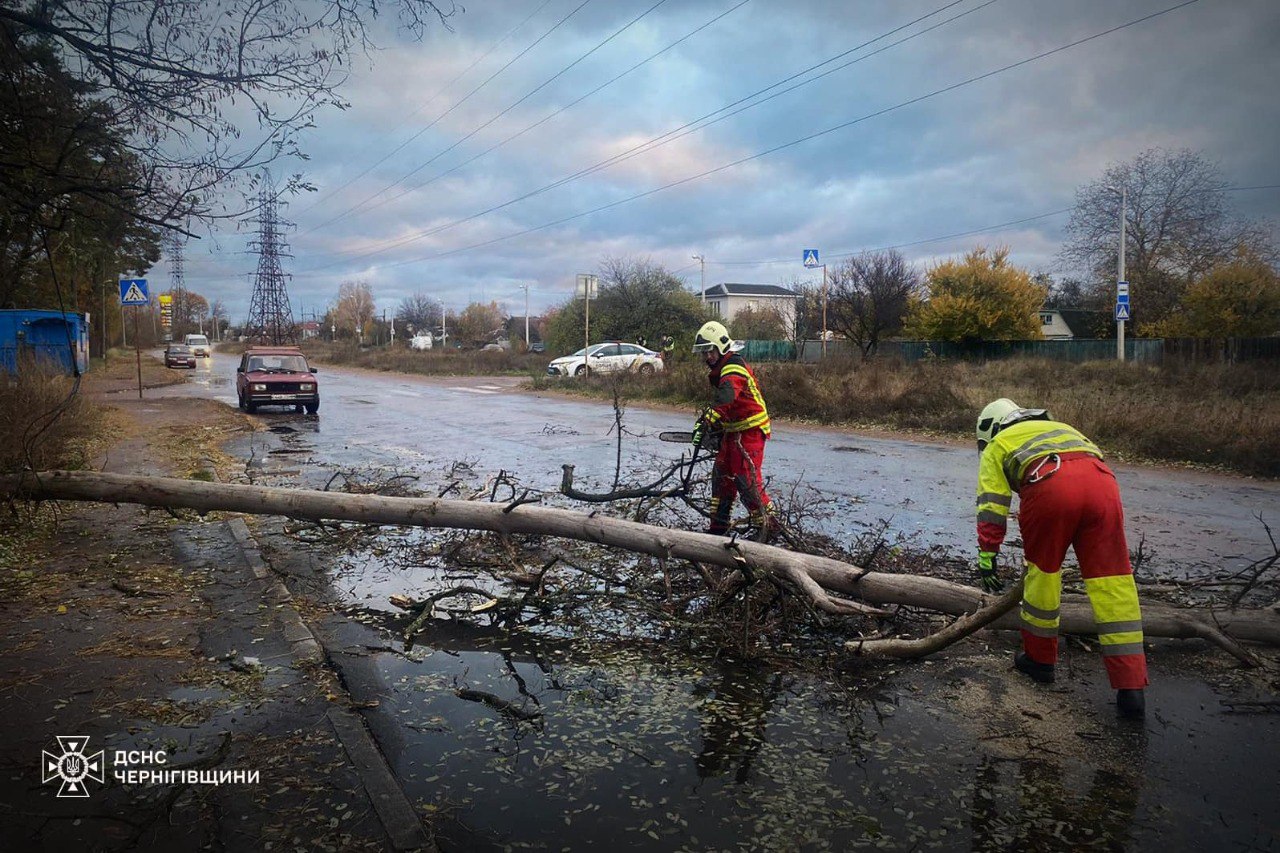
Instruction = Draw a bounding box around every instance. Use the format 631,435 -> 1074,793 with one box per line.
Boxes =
164,344 -> 196,369
236,346 -> 320,414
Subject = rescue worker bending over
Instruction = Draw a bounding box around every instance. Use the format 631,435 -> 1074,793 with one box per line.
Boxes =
974,398 -> 1148,718
690,321 -> 776,538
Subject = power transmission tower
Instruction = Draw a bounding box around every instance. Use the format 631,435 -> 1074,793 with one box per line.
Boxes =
244,181 -> 297,345
166,235 -> 186,338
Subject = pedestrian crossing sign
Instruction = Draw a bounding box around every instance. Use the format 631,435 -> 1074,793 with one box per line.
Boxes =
119,279 -> 149,305
1115,302 -> 1130,321
802,249 -> 820,268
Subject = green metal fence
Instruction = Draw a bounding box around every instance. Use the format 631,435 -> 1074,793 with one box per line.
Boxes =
740,339 -> 797,362
771,337 -> 1279,364
883,339 -> 1166,364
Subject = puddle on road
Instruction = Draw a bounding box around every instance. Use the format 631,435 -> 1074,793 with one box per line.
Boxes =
342,623 -> 1270,853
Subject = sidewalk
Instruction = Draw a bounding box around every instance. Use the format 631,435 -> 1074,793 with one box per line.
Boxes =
0,390 -> 433,850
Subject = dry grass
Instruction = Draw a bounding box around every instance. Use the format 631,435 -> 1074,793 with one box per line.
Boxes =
301,340 -> 548,377
0,358 -> 110,474
533,356 -> 1280,477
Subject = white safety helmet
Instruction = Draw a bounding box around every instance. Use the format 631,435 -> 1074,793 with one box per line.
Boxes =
692,320 -> 733,356
975,398 -> 1049,450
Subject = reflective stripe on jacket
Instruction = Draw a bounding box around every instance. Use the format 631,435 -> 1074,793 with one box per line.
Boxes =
976,419 -> 1102,551
703,354 -> 771,435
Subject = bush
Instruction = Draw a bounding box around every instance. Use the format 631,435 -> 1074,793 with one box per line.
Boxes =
0,356 -> 106,474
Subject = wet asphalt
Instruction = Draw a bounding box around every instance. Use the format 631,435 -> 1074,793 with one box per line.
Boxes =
161,352 -> 1279,579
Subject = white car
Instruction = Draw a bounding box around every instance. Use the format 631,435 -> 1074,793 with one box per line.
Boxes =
184,333 -> 210,357
409,333 -> 433,351
546,342 -> 665,377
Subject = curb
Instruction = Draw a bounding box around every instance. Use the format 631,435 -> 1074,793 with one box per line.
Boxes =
226,517 -> 323,664
224,515 -> 434,851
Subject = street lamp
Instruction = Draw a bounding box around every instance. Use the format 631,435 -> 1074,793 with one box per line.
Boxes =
693,254 -> 706,303
1105,184 -> 1127,362
517,284 -> 530,348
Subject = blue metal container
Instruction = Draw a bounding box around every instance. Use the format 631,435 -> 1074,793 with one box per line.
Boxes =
0,310 -> 91,375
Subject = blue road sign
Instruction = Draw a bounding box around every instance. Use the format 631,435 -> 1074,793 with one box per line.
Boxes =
802,249 -> 820,268
1115,302 -> 1130,321
1116,293 -> 1130,305
119,279 -> 149,305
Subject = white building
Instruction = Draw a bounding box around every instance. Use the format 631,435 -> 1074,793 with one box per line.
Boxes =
703,283 -> 799,336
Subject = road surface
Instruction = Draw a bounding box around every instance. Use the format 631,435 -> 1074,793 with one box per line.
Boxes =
160,353 -> 1279,577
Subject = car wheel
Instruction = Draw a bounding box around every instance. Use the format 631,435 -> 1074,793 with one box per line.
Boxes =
245,399 -> 257,414
638,363 -> 655,375
574,364 -> 587,376
237,391 -> 245,411
305,400 -> 319,414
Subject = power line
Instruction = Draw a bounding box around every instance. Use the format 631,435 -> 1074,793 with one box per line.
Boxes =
305,0 -> 677,234
294,0 -> 558,218
298,0 -> 987,267
368,0 -> 753,210
301,0 -> 1203,275
700,183 -> 1273,270
301,0 -> 596,235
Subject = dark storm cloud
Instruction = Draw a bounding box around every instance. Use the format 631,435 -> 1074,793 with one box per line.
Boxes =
176,0 -> 1279,321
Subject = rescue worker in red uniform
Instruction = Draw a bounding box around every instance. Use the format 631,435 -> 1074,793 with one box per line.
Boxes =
973,398 -> 1147,718
690,321 -> 775,538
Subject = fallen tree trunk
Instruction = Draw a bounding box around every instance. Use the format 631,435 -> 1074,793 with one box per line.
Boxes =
6,470 -> 1278,647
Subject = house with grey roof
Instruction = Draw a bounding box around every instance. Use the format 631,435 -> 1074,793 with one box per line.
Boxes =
703,283 -> 799,336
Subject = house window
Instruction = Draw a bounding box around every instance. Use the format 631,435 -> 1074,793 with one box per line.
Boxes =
1040,313 -> 1054,326
711,302 -> 721,317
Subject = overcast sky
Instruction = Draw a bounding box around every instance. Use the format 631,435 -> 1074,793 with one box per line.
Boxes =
172,0 -> 1280,325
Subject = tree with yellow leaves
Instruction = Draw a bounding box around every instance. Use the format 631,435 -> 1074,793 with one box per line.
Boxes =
1144,249 -> 1280,338
904,247 -> 1046,343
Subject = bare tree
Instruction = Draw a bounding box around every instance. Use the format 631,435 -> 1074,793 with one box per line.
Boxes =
396,291 -> 442,333
1060,148 -> 1269,326
0,0 -> 456,231
827,250 -> 920,359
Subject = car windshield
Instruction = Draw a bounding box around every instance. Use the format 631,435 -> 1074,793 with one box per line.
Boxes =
169,346 -> 190,353
249,354 -> 309,372
565,344 -> 609,358
187,336 -> 208,345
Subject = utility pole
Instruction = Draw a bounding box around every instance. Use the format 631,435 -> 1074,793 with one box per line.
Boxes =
693,254 -> 705,303
439,299 -> 447,348
821,263 -> 828,358
1117,184 -> 1126,363
518,283 -> 530,347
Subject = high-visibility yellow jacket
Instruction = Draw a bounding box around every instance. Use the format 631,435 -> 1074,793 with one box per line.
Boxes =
976,419 -> 1102,551
702,353 -> 771,435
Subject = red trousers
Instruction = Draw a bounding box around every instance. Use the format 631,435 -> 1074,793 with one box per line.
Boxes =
708,429 -> 770,534
1018,454 -> 1148,690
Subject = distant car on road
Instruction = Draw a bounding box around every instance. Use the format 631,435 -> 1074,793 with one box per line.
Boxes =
236,346 -> 320,414
409,333 -> 433,351
164,344 -> 196,369
184,333 -> 210,357
546,342 -> 664,378
529,342 -> 545,353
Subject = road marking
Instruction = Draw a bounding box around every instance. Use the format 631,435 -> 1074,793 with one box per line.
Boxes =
450,386 -> 500,394
389,390 -> 419,398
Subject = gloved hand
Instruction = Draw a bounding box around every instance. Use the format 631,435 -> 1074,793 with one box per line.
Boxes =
976,550 -> 1002,593
691,419 -> 706,450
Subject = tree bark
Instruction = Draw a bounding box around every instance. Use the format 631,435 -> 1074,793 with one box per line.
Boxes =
6,470 -> 1278,647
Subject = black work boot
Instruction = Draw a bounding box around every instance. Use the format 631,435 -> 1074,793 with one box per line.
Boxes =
1116,689 -> 1146,719
1014,652 -> 1056,684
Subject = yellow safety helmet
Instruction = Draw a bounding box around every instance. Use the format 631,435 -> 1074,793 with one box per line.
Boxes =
976,398 -> 1049,450
692,320 -> 733,355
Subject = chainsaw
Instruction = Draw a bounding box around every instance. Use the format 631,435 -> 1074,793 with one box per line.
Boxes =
658,430 -> 721,451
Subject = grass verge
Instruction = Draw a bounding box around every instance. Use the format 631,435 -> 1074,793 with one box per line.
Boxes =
530,356 -> 1280,478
